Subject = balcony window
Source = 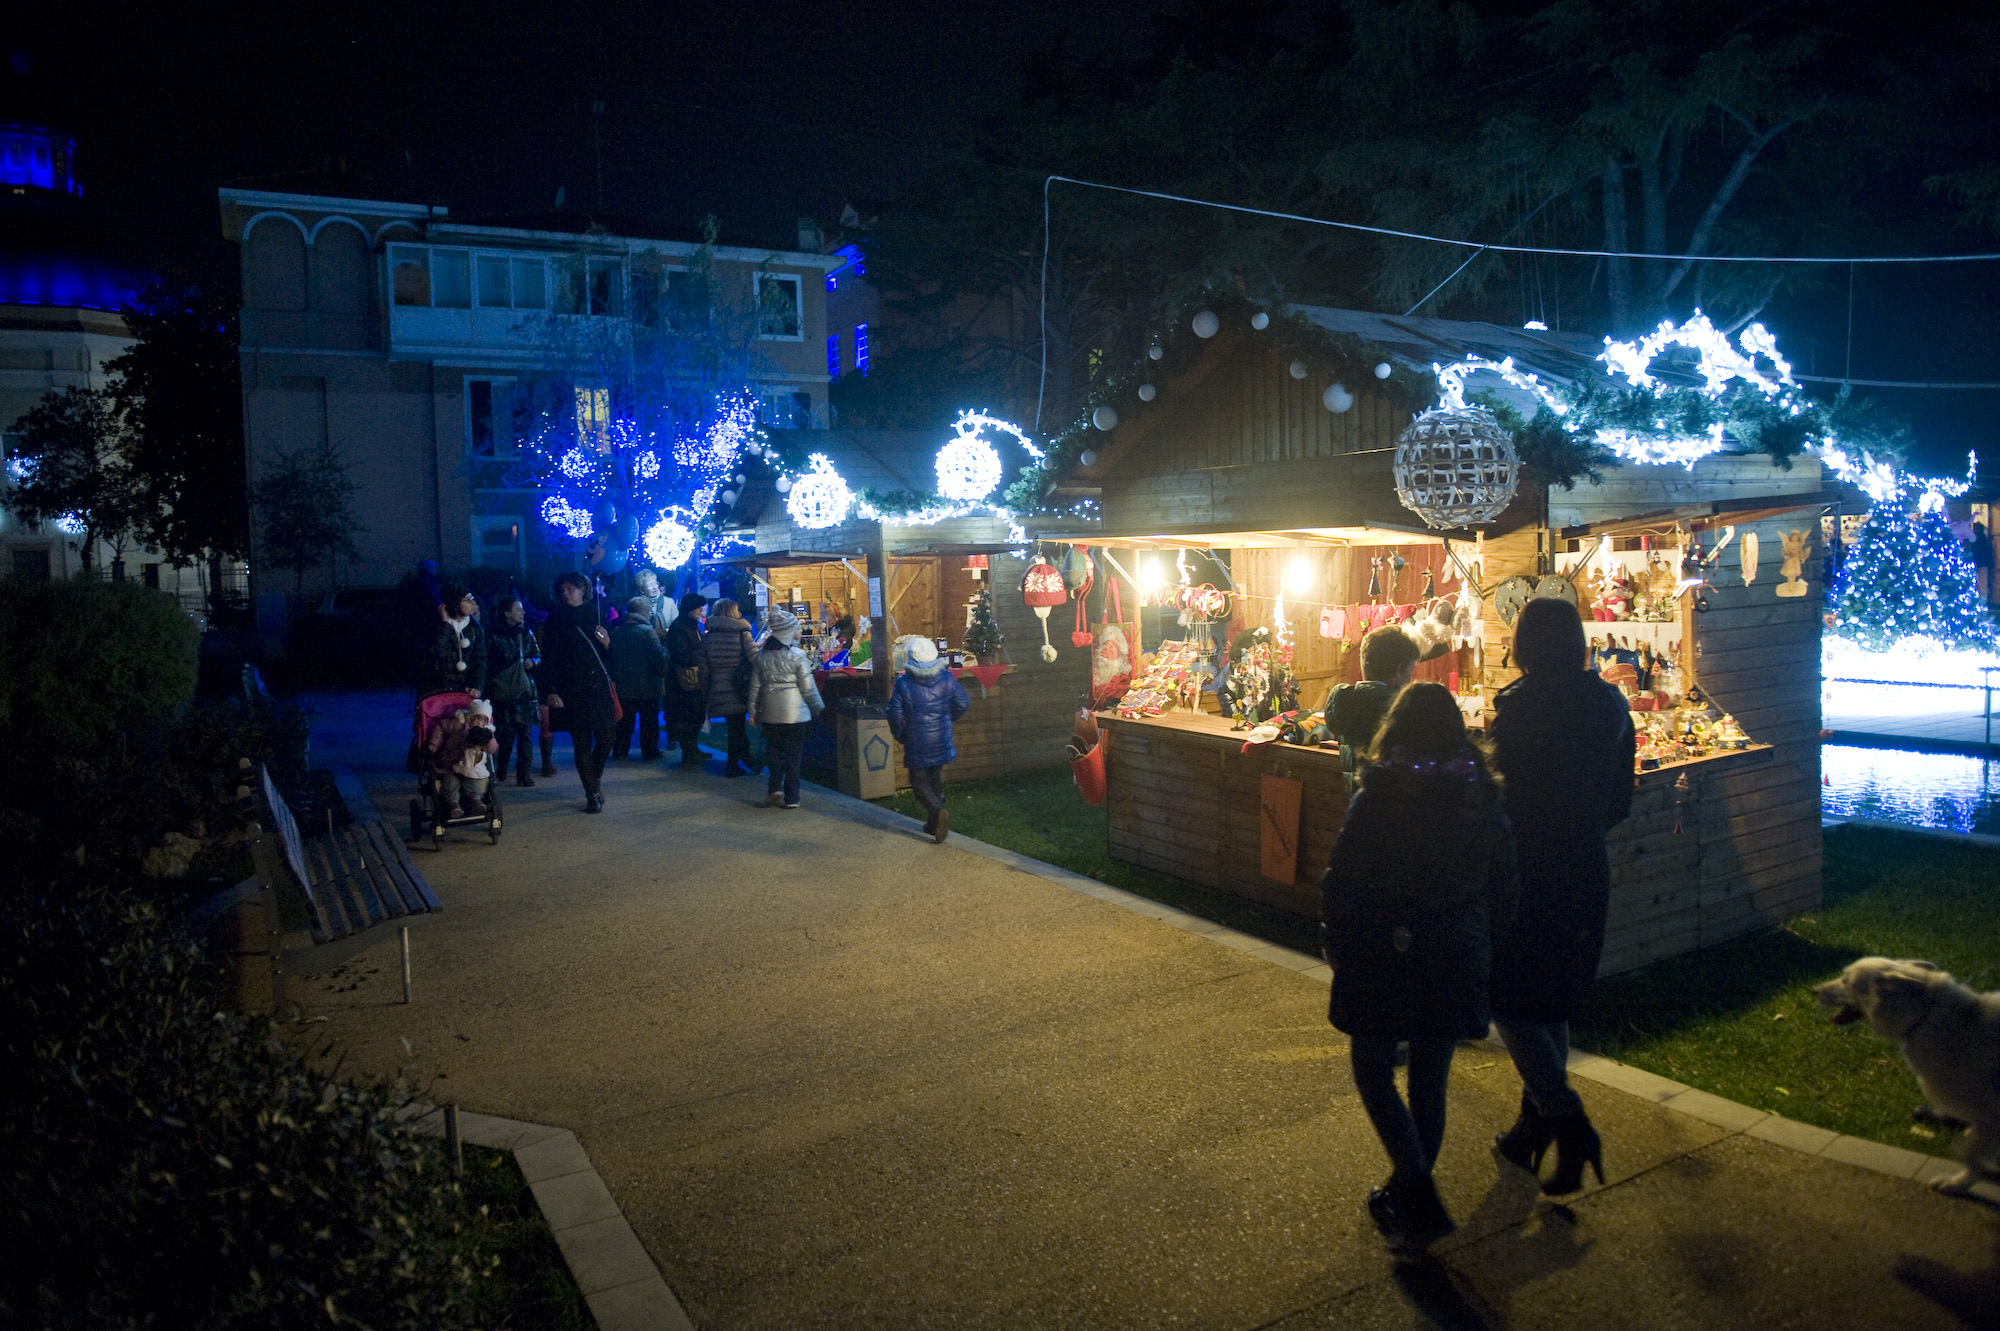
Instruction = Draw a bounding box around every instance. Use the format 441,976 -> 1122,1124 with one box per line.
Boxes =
389,246 -> 430,306
511,257 -> 546,310
827,333 -> 841,379
663,270 -> 705,331
575,385 -> 611,452
431,249 -> 471,308
586,258 -> 623,317
756,273 -> 803,340
477,256 -> 510,308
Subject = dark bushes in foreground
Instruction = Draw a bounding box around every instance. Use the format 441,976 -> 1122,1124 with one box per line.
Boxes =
0,885 -> 503,1328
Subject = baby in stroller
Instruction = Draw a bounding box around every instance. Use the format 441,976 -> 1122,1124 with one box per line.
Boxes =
428,697 -> 498,817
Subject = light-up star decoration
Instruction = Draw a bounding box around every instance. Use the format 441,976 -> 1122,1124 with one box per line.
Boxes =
786,453 -> 853,529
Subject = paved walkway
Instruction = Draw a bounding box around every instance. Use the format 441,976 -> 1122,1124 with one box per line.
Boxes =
304,694 -> 1999,1330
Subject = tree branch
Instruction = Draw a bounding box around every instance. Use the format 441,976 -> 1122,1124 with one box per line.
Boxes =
1722,273 -> 1786,333
1662,116 -> 1795,300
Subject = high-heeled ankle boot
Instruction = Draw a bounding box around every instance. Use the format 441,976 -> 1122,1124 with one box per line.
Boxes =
1493,1090 -> 1555,1173
1541,1109 -> 1604,1195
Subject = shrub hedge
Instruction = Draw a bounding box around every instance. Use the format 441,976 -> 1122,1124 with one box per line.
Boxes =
0,579 -> 199,753
0,885 -> 505,1328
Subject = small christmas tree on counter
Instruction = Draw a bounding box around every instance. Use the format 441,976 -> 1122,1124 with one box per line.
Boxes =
965,589 -> 1005,662
1829,484 -> 1999,654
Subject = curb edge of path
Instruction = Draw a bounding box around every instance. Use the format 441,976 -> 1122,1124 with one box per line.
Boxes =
407,1106 -> 695,1331
798,775 -> 2000,1204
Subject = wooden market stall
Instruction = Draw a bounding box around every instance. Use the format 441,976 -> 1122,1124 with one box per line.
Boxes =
1035,302 -> 1833,976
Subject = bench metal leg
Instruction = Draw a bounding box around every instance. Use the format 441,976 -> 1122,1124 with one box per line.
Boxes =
444,1103 -> 463,1178
400,925 -> 412,1004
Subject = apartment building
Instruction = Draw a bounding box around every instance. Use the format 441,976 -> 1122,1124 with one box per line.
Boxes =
218,189 -> 842,600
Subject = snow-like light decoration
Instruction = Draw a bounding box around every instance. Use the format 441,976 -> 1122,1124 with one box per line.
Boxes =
634,450 -> 660,480
642,508 -> 698,568
934,410 -> 1028,501
558,447 -> 598,482
540,495 -> 594,538
786,453 -> 853,529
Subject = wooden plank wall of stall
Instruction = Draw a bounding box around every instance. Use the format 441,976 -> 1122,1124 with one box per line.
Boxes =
1102,718 -> 1346,916
1477,511 -> 1823,976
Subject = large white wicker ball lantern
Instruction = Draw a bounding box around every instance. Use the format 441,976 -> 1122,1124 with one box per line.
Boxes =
1392,406 -> 1521,528
1322,382 -> 1354,413
1191,310 -> 1220,339
1092,405 -> 1120,431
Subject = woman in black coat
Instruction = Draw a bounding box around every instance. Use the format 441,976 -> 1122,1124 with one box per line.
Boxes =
427,583 -> 486,695
1322,682 -> 1517,1254
662,595 -> 709,767
539,572 -> 616,812
485,596 -> 542,787
1487,596 -> 1636,1195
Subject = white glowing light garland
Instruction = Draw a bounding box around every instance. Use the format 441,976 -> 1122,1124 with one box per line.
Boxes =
1433,313 -> 1971,507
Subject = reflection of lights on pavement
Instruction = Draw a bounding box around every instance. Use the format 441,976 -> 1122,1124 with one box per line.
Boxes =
1823,744 -> 2000,836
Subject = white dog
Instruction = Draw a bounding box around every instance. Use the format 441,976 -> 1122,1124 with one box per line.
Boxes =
1814,957 -> 2000,1195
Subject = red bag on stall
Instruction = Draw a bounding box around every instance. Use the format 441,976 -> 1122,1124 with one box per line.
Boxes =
1069,707 -> 1106,805
1091,577 -> 1134,707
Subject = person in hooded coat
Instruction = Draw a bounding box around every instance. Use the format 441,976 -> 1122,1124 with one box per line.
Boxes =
663,594 -> 710,766
1322,681 -> 1517,1254
1487,596 -> 1636,1197
539,571 -> 616,813
485,596 -> 542,786
745,608 -> 825,808
886,636 -> 971,843
610,596 -> 668,760
702,598 -> 756,777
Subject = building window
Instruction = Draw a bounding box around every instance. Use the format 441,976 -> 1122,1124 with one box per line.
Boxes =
586,258 -> 623,316
472,516 -> 524,570
431,249 -> 471,308
10,547 -> 51,582
663,270 -> 705,331
574,384 -> 611,452
470,254 -> 547,310
467,378 -> 518,458
826,333 -> 841,379
756,392 -> 813,429
756,272 -> 803,339
854,323 -> 869,376
511,257 -> 546,309
389,245 -> 430,306
476,256 -> 510,308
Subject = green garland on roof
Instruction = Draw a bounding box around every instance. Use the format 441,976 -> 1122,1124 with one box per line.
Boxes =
1008,290 -> 1434,513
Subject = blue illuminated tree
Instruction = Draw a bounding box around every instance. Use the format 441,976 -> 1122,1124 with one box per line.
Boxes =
1830,485 -> 1999,654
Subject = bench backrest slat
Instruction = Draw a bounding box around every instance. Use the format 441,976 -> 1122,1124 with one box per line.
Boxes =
302,836 -> 366,939
323,825 -> 395,927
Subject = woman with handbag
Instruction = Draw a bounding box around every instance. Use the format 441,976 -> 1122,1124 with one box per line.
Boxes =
486,596 -> 542,787
1321,682 -> 1517,1255
539,571 -> 617,813
701,598 -> 756,778
745,609 -> 825,808
664,594 -> 710,767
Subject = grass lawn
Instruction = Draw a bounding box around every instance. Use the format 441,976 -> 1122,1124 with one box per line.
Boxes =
875,767 -> 1998,1155
461,1143 -> 594,1329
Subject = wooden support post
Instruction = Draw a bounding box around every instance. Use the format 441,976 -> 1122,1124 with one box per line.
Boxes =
866,520 -> 894,703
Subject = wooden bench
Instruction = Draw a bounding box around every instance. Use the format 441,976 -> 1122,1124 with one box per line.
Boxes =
249,764 -> 443,1007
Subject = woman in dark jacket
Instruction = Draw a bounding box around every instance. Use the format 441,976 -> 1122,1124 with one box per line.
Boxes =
485,596 -> 542,787
428,583 -> 486,695
609,597 -> 669,761
1322,681 -> 1518,1253
663,595 -> 709,767
539,571 -> 616,812
1487,597 -> 1636,1195
701,599 -> 756,777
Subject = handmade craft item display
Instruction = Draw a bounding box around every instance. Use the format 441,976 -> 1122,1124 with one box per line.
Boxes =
1115,640 -> 1205,718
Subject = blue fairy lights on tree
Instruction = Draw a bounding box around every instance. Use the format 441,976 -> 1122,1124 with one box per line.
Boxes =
1829,484 -> 1999,654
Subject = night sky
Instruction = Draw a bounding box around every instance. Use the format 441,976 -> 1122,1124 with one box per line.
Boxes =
7,1 -> 1997,473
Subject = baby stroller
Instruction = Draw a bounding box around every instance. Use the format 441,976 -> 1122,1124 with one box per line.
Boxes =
406,689 -> 503,849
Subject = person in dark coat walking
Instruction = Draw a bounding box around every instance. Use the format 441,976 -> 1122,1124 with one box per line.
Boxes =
485,596 -> 542,787
663,594 -> 709,766
1321,682 -> 1517,1253
539,571 -> 617,813
427,583 -> 486,695
1487,597 -> 1636,1196
885,636 -> 971,843
610,597 -> 668,760
702,599 -> 756,777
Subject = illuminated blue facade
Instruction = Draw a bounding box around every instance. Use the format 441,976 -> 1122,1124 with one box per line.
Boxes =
0,125 -> 80,195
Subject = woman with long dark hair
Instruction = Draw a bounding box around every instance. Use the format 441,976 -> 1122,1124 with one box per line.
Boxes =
1321,682 -> 1517,1254
1488,597 -> 1635,1195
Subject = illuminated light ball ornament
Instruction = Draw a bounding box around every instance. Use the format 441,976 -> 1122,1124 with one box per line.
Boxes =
1191,310 -> 1220,339
1322,382 -> 1354,413
786,453 -> 852,529
1250,311 -> 1270,330
1391,406 -> 1522,529
1289,360 -> 1309,380
1374,362 -> 1393,380
1137,383 -> 1156,402
642,509 -> 698,569
540,495 -> 594,539
1092,405 -> 1119,431
934,430 -> 1005,502
774,475 -> 793,493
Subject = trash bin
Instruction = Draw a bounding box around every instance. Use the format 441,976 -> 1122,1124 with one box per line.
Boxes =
835,698 -> 896,799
